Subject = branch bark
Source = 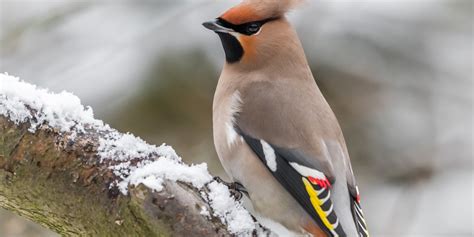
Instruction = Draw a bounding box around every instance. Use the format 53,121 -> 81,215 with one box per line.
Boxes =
0,115 -> 234,236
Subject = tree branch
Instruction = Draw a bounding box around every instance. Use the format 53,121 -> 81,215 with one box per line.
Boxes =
0,74 -> 268,236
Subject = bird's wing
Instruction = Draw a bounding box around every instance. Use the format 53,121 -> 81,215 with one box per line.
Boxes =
238,128 -> 370,237
237,128 -> 346,236
234,80 -> 369,237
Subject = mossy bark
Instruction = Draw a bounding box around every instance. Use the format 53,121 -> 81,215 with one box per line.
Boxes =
0,116 -> 230,236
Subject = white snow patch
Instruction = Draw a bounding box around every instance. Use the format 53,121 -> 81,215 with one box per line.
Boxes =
0,73 -> 106,134
97,129 -> 210,195
206,181 -> 259,235
117,158 -> 213,194
98,132 -> 179,162
200,206 -> 210,217
260,140 -> 277,172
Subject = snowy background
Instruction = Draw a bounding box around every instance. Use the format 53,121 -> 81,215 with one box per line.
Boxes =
0,0 -> 472,236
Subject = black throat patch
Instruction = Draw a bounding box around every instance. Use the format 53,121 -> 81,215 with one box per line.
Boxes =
217,32 -> 244,63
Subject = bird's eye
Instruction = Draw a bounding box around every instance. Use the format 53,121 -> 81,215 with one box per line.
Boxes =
247,23 -> 260,34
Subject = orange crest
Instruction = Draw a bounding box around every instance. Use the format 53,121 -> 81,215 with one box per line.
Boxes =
220,0 -> 304,25
220,4 -> 261,25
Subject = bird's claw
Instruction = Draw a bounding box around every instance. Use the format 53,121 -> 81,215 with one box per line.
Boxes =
213,176 -> 248,201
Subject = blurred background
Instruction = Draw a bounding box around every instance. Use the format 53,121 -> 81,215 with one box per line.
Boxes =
0,0 -> 472,236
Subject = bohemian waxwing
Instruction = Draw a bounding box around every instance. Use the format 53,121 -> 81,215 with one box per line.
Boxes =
203,0 -> 369,236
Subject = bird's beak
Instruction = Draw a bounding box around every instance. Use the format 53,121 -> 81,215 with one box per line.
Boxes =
202,19 -> 233,34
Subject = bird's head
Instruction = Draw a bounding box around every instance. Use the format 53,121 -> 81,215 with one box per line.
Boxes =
203,0 -> 304,68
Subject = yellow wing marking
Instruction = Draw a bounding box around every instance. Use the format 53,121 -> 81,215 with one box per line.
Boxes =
302,177 -> 334,231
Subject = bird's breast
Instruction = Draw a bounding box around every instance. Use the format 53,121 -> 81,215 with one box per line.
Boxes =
213,90 -> 245,168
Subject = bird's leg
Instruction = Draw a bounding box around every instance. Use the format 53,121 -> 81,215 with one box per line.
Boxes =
213,176 -> 248,201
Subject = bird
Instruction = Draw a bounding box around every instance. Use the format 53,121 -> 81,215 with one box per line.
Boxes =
203,0 -> 369,236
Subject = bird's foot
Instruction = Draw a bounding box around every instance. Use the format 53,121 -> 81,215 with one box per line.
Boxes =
213,176 -> 248,201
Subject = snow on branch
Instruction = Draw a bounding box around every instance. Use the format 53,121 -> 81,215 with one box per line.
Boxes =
0,73 -> 269,236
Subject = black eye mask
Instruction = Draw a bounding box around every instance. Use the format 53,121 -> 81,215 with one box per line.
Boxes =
216,17 -> 278,36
